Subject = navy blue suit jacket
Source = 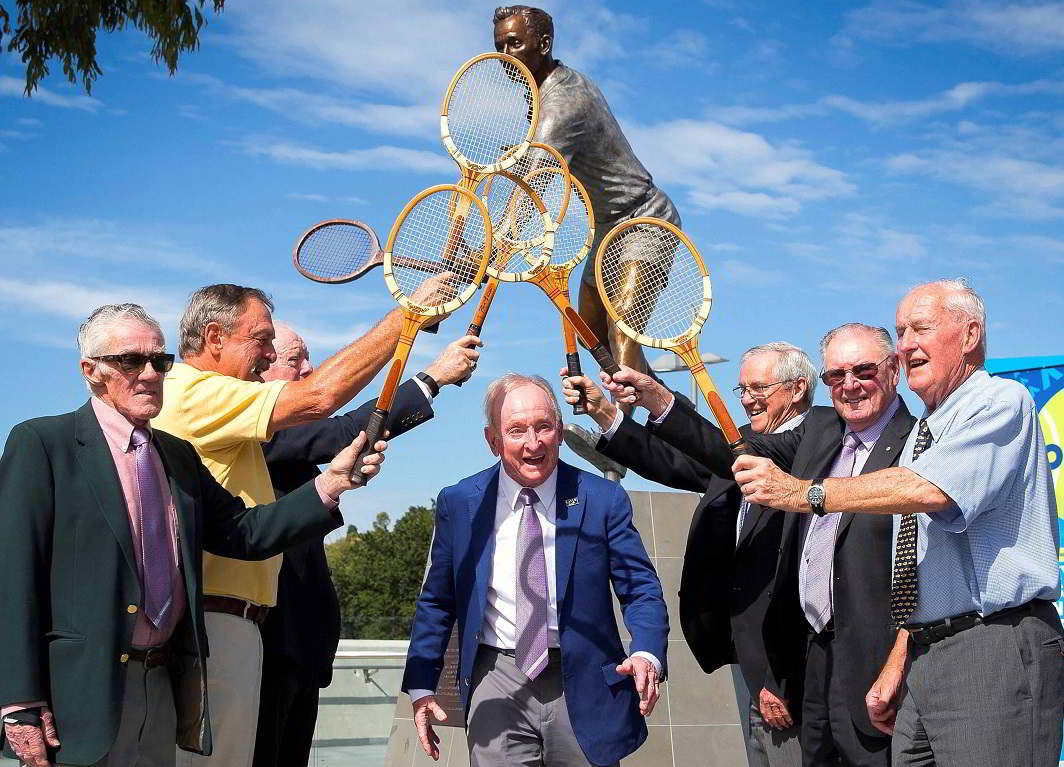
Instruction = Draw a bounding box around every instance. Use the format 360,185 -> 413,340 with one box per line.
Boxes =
401,461 -> 668,766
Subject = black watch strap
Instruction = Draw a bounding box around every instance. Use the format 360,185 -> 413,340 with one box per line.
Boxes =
416,372 -> 440,398
808,479 -> 826,517
3,708 -> 42,727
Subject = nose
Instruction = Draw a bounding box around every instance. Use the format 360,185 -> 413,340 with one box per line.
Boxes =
300,360 -> 314,379
897,328 -> 917,354
264,341 -> 277,363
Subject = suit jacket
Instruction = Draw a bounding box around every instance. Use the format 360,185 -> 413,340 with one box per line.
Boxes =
261,379 -> 433,687
656,400 -> 916,737
401,461 -> 669,766
597,403 -> 807,709
0,401 -> 343,765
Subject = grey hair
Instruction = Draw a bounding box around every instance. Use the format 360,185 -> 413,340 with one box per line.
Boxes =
178,284 -> 274,358
819,323 -> 896,363
77,303 -> 164,359
483,373 -> 562,432
910,278 -> 987,358
740,342 -> 817,407
493,5 -> 554,40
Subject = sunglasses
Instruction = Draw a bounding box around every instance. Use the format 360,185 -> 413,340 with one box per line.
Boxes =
91,353 -> 175,374
820,355 -> 892,386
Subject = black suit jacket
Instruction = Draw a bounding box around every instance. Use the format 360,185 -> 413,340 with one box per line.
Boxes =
260,379 -> 433,687
0,401 -> 344,765
656,399 -> 916,737
596,399 -> 807,708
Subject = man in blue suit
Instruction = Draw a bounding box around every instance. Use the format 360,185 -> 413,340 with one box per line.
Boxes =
402,373 -> 668,766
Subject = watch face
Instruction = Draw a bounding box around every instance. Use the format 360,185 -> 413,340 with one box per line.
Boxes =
808,484 -> 825,507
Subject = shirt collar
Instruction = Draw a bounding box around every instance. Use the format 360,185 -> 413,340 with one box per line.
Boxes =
90,396 -> 151,453
846,395 -> 900,447
498,464 -> 559,512
922,369 -> 989,441
774,409 -> 808,434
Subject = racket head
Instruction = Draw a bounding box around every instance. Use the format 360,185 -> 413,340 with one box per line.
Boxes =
594,217 -> 712,349
440,52 -> 540,175
525,170 -> 594,273
498,141 -> 571,225
475,170 -> 554,282
383,184 -> 493,318
292,219 -> 382,283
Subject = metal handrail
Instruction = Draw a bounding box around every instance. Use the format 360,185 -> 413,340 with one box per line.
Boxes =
333,650 -> 408,661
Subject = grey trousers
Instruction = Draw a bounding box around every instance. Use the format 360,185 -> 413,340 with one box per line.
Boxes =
465,647 -> 616,767
745,700 -> 803,767
893,600 -> 1064,767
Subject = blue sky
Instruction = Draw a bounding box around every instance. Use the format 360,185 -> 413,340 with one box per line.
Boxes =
2,0 -> 1063,531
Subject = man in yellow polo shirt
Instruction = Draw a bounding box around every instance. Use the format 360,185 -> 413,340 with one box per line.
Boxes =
155,282 -> 448,767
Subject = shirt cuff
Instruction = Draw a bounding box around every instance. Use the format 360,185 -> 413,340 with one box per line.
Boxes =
1,701 -> 47,717
408,689 -> 435,705
413,377 -> 434,402
649,395 -> 675,425
631,651 -> 662,677
313,474 -> 339,509
599,409 -> 625,441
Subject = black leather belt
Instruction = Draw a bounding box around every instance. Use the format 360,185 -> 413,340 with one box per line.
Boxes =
128,643 -> 174,669
908,601 -> 1039,647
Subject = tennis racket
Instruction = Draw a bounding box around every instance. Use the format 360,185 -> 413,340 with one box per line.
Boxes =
595,218 -> 748,455
349,184 -> 494,484
293,219 -> 439,283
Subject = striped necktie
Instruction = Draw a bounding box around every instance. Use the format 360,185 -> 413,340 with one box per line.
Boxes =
890,419 -> 932,626
515,487 -> 549,680
131,427 -> 173,627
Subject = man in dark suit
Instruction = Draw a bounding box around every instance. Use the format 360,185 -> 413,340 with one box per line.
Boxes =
0,304 -> 386,767
402,374 -> 668,766
561,342 -> 817,767
602,323 -> 915,767
253,324 -> 480,767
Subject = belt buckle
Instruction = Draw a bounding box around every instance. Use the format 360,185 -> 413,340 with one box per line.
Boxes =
143,646 -> 163,667
241,600 -> 253,621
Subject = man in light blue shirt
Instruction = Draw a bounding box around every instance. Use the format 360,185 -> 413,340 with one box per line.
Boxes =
732,279 -> 1063,766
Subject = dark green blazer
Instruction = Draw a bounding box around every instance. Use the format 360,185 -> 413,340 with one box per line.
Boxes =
0,401 -> 343,765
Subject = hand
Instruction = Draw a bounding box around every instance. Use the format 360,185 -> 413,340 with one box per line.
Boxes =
599,366 -> 673,420
758,688 -> 794,730
319,431 -> 388,498
409,272 -> 459,325
424,335 -> 482,386
413,695 -> 448,760
616,656 -> 660,717
865,661 -> 905,735
4,707 -> 60,767
559,370 -> 616,428
732,455 -> 805,512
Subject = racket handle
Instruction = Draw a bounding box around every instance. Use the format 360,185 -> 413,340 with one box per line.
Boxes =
566,352 -> 589,416
729,438 -> 751,456
467,321 -> 482,336
589,343 -> 621,376
423,323 -> 440,335
350,408 -> 389,487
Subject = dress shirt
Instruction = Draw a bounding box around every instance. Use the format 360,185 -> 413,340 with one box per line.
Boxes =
893,370 -> 1060,623
735,410 -> 809,543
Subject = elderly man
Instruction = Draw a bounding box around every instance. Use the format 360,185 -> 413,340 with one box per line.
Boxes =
602,323 -> 916,767
0,304 -> 384,767
736,280 -> 1064,766
253,323 -> 480,767
153,282 -> 445,767
402,374 -> 668,766
561,342 -> 816,767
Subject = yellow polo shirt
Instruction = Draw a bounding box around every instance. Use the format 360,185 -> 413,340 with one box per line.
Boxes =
153,362 -> 287,606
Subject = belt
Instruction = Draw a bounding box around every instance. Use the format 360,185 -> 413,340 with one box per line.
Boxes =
204,595 -> 270,625
908,601 -> 1040,647
128,643 -> 174,669
482,645 -> 562,658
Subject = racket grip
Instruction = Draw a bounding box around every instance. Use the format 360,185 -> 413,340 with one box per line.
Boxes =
350,408 -> 389,487
729,438 -> 751,456
589,343 -> 621,376
423,323 -> 440,335
566,352 -> 589,416
467,321 -> 482,336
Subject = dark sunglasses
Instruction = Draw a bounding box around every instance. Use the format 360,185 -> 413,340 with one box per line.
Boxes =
91,353 -> 175,374
820,355 -> 892,386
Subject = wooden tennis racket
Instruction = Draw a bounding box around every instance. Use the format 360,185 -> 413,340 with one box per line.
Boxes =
349,184 -> 494,484
595,218 -> 748,455
293,219 -> 440,283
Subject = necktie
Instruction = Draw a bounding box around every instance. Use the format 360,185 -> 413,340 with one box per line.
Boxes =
131,427 -> 173,628
801,431 -> 862,632
515,487 -> 549,680
890,419 -> 931,626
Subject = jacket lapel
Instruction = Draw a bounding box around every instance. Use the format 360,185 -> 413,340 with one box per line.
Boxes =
735,502 -> 762,549
74,401 -> 138,578
469,467 -> 500,621
154,441 -> 200,603
554,462 -> 585,606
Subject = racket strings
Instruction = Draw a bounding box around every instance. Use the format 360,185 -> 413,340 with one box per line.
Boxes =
446,58 -> 536,169
479,175 -> 548,276
297,223 -> 376,280
550,178 -> 592,269
390,190 -> 487,306
600,225 -> 703,342
506,146 -> 568,223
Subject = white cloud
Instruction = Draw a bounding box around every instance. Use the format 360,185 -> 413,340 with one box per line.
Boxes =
0,75 -> 102,111
239,139 -> 454,174
0,277 -> 186,333
648,29 -> 712,69
287,192 -> 368,205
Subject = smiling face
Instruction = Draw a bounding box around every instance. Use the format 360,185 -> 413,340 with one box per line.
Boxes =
485,383 -> 561,487
82,320 -> 167,425
738,351 -> 806,434
215,299 -> 277,382
823,329 -> 899,432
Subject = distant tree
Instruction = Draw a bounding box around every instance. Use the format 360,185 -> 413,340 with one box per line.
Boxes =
327,503 -> 436,639
1,0 -> 225,95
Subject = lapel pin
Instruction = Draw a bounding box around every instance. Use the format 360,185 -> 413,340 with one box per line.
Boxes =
564,497 -> 579,507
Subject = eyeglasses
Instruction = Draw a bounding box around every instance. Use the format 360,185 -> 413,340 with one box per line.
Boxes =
732,380 -> 793,400
91,353 -> 175,374
820,356 -> 892,386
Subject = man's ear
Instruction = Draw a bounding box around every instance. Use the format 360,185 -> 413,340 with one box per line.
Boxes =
540,34 -> 552,57
203,322 -> 225,355
485,426 -> 500,457
81,359 -> 103,387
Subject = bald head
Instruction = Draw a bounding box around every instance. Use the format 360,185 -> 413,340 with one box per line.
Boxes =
262,323 -> 312,382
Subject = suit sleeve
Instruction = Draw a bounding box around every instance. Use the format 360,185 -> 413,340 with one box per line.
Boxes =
262,379 -> 433,465
598,415 -> 714,493
606,483 -> 669,678
0,424 -> 54,708
401,491 -> 457,694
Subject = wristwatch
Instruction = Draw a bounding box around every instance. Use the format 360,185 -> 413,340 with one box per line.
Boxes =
807,479 -> 826,517
3,708 -> 42,727
415,371 -> 440,398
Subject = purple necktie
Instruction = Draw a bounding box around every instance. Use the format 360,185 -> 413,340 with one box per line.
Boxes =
131,427 -> 173,628
515,487 -> 549,680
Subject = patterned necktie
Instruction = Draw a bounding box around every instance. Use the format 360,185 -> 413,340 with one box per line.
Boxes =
515,487 -> 549,680
801,431 -> 862,632
131,427 -> 173,628
890,419 -> 931,626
